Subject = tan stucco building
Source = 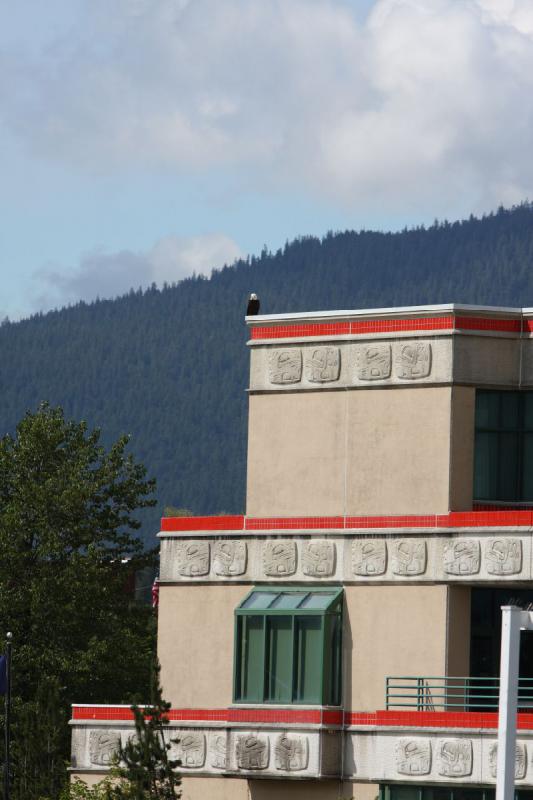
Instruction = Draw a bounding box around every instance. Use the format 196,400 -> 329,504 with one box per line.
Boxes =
71,303 -> 533,800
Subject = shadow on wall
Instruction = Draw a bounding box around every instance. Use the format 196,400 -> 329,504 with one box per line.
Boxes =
248,780 -> 355,799
343,597 -> 353,710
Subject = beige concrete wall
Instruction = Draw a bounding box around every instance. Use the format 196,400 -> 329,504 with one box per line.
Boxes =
449,386 -> 475,511
70,773 -> 107,788
345,584 -> 448,711
249,779 -> 364,800
247,387 -> 455,517
344,387 -> 452,516
180,776 -> 249,800
158,584 -> 251,707
246,391 -> 348,517
71,775 -> 376,799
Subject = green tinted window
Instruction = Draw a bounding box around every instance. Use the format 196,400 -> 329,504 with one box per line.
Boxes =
234,587 -> 342,705
237,615 -> 264,702
269,592 -> 307,609
266,617 -> 293,702
295,616 -> 322,703
474,391 -> 533,502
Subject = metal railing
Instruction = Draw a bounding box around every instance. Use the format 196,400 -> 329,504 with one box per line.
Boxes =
386,676 -> 533,711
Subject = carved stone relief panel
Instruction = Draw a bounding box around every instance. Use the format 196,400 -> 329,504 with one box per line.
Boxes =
392,540 -> 427,576
274,733 -> 309,772
179,732 -> 206,768
210,733 -> 228,770
89,731 -> 121,766
236,734 -> 270,770
486,538 -> 522,576
443,540 -> 480,576
489,742 -> 527,779
395,738 -> 431,775
176,541 -> 210,577
269,349 -> 302,385
213,540 -> 247,576
438,739 -> 473,777
302,540 -> 336,577
263,541 -> 297,576
355,344 -> 391,381
305,347 -> 340,383
352,540 -> 387,576
395,342 -> 432,380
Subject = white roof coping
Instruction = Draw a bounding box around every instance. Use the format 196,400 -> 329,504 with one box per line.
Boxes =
246,302 -> 524,324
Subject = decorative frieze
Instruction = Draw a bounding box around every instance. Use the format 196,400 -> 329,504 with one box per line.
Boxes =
443,540 -> 480,576
269,349 -> 302,384
305,347 -> 340,383
213,541 -> 247,576
176,541 -> 210,577
252,337 -> 444,390
210,733 -> 228,770
263,540 -> 297,576
72,721 -> 323,779
489,742 -> 527,779
236,734 -> 270,770
392,540 -> 426,576
355,344 -> 392,381
395,342 -> 432,379
395,738 -> 431,775
486,538 -> 522,575
274,733 -> 309,772
352,540 -> 387,576
347,729 -> 533,784
438,739 -> 473,777
159,531 -> 531,584
89,731 -> 121,766
73,719 -> 533,784
179,732 -> 206,768
302,540 -> 335,577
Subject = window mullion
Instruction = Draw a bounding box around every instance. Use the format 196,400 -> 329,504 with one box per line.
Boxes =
291,614 -> 296,702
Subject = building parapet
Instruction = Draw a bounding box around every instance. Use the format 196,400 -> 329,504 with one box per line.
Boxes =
70,707 -> 533,784
245,304 -> 533,391
160,511 -> 533,534
158,512 -> 533,586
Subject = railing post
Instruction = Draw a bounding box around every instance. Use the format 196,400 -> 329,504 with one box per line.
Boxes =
496,607 -> 523,800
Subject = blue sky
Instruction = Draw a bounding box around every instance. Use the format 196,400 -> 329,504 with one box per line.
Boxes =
2,0 -> 533,318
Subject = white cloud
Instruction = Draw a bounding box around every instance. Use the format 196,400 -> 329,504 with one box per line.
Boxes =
3,0 -> 533,217
33,233 -> 242,311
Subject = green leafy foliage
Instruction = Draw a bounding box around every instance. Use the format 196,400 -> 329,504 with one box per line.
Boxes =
0,404 -> 157,799
1,205 -> 533,541
59,777 -> 116,800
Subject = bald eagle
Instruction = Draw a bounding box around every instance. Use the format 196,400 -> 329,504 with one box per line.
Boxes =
247,293 -> 260,316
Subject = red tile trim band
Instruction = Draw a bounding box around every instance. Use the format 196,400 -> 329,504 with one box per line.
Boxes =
161,510 -> 533,533
249,315 -> 525,341
71,705 -> 342,725
71,706 -> 533,730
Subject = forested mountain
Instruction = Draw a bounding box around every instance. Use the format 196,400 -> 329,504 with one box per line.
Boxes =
2,203 -> 533,545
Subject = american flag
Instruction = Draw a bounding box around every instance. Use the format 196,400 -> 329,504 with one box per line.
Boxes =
151,577 -> 160,609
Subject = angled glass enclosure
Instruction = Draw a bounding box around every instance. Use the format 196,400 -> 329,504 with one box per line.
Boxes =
233,586 -> 343,706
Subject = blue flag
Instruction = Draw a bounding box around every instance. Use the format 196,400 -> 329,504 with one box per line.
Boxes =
0,655 -> 6,695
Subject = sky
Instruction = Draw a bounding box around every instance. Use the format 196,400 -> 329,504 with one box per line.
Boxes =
2,0 -> 533,319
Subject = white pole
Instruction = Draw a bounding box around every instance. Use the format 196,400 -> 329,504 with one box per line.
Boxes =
496,606 -> 522,800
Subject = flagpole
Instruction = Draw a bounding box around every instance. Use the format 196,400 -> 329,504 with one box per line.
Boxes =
4,632 -> 12,800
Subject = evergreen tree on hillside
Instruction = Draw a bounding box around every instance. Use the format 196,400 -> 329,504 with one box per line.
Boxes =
1,205 -> 533,542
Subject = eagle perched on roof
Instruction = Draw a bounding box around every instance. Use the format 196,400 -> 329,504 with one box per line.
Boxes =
246,293 -> 260,316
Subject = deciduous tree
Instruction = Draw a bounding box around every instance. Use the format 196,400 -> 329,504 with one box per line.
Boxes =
0,404 -> 157,799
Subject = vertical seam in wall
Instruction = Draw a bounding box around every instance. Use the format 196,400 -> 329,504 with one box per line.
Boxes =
343,387 -> 349,518
447,384 -> 454,512
445,584 -> 450,676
